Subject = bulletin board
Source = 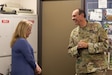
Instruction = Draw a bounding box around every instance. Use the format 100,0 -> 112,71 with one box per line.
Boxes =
85,0 -> 112,70
85,0 -> 112,21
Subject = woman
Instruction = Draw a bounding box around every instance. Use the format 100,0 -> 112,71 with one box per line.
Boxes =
10,19 -> 42,75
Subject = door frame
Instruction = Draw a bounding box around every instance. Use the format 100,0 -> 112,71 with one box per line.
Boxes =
37,0 -> 42,67
37,0 -> 84,69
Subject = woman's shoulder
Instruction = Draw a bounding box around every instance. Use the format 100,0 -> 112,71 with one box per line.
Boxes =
15,38 -> 29,47
18,38 -> 26,41
16,38 -> 27,43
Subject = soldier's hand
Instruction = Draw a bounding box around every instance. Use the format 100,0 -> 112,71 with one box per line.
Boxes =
78,40 -> 88,48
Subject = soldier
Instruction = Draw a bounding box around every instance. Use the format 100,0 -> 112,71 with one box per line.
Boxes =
68,8 -> 109,75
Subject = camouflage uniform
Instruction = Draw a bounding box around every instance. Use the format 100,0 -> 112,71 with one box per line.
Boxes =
68,22 -> 109,75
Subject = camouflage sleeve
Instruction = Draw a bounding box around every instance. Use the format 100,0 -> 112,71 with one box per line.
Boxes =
68,31 -> 78,57
88,25 -> 109,54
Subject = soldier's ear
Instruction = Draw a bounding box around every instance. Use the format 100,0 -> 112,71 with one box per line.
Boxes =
80,13 -> 84,17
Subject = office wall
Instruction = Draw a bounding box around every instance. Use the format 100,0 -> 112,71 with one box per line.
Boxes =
42,0 -> 82,75
0,0 -> 37,74
0,15 -> 38,75
0,0 -> 37,14
20,0 -> 37,14
0,0 -> 20,4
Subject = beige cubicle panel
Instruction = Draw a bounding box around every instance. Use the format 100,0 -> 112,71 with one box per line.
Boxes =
42,0 -> 82,75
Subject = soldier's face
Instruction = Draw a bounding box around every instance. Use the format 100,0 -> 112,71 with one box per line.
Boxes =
72,10 -> 81,25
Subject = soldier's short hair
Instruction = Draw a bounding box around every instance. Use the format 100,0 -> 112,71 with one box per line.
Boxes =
78,9 -> 86,18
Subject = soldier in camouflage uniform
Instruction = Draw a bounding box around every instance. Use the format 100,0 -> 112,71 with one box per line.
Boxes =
68,9 -> 109,75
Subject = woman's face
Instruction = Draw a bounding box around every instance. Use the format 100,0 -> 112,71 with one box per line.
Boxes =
26,26 -> 32,38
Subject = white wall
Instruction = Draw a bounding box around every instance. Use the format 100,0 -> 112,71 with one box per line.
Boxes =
0,15 -> 38,75
20,0 -> 37,14
0,57 -> 11,75
0,0 -> 20,4
0,0 -> 37,74
0,0 -> 37,14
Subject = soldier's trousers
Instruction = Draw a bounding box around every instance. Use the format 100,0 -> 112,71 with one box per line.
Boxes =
77,70 -> 107,75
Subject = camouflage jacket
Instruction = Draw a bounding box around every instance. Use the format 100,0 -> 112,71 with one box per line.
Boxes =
68,22 -> 109,73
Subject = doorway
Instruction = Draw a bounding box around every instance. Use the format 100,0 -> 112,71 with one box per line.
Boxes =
42,0 -> 82,75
